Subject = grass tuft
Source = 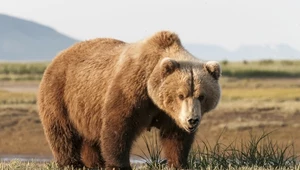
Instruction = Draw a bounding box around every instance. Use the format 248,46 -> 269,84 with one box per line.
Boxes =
137,130 -> 299,170
190,130 -> 298,169
135,131 -> 166,169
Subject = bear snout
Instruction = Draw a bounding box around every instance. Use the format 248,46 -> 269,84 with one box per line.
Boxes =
188,117 -> 199,127
186,117 -> 200,132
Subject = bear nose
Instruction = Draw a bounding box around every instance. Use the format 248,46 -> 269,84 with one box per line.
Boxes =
188,118 -> 199,126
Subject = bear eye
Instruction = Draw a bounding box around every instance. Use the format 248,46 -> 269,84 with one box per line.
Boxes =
178,94 -> 184,100
198,95 -> 205,102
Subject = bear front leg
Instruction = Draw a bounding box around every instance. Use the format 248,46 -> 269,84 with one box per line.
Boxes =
100,114 -> 138,170
81,140 -> 105,168
159,126 -> 195,169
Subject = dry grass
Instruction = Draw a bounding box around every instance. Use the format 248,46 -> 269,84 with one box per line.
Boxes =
1,160 -> 299,170
0,162 -> 299,170
1,79 -> 299,106
220,77 -> 300,89
0,90 -> 36,105
221,87 -> 300,101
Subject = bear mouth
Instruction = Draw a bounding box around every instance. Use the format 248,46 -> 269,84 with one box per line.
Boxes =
183,125 -> 197,133
188,126 -> 197,133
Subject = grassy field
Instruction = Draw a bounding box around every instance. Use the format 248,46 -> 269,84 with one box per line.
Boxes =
0,62 -> 47,81
221,60 -> 300,78
0,60 -> 300,169
1,60 -> 300,81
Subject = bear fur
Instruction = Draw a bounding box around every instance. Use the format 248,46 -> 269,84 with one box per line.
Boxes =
38,31 -> 221,170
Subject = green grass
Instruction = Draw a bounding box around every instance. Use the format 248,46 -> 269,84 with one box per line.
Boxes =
0,60 -> 300,81
0,62 -> 47,81
194,131 -> 297,169
0,74 -> 43,81
137,130 -> 299,170
221,60 -> 300,78
0,62 -> 48,75
135,131 -> 166,169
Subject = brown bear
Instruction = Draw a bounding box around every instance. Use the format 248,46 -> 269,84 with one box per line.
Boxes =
38,31 -> 221,170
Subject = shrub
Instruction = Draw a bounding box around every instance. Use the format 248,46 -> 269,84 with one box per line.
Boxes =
259,60 -> 274,65
221,60 -> 229,66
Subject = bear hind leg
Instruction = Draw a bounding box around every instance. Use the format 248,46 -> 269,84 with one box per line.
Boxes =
42,113 -> 84,168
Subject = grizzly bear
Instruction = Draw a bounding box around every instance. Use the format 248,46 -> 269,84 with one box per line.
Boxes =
38,31 -> 221,170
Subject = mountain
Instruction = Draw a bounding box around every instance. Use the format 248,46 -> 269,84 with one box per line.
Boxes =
184,44 -> 231,61
184,44 -> 300,61
1,14 -> 299,61
0,14 -> 77,61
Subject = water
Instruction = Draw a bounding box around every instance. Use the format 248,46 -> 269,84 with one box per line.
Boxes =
0,155 -> 52,162
0,154 -> 145,164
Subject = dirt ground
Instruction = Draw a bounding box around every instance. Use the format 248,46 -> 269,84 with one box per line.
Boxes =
0,78 -> 299,159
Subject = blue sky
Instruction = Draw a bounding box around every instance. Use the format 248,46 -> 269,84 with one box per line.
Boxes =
1,0 -> 300,51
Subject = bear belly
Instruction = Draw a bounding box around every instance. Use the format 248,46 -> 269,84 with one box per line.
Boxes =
67,105 -> 104,141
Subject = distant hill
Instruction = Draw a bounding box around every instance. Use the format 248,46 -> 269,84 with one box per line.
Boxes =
1,13 -> 299,61
0,14 -> 77,61
184,43 -> 300,61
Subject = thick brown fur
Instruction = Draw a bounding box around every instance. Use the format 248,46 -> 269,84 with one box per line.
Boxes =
38,31 -> 221,169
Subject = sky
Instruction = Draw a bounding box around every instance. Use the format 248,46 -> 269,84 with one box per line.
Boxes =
1,0 -> 300,51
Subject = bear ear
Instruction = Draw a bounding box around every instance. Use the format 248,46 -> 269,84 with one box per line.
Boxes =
205,61 -> 221,80
160,58 -> 179,77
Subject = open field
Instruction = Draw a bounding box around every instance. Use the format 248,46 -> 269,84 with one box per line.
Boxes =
221,60 -> 300,78
0,78 -> 299,153
1,60 -> 300,81
0,62 -> 47,81
0,60 -> 300,169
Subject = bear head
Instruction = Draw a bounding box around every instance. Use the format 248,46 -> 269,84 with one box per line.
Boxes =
148,58 -> 221,133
